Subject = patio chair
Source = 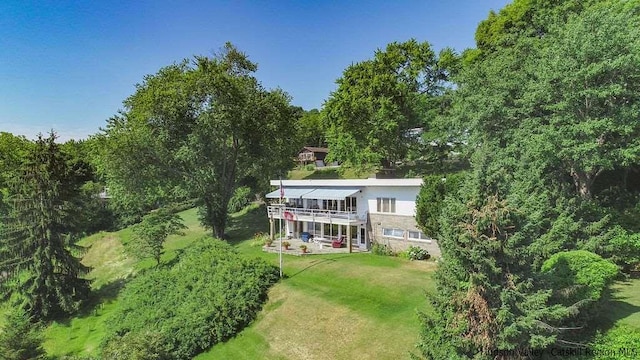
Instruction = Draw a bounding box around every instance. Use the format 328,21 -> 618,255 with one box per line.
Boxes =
332,236 -> 345,248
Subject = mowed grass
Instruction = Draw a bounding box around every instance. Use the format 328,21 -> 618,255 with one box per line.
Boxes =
43,207 -> 206,357
41,203 -> 640,359
196,255 -> 436,360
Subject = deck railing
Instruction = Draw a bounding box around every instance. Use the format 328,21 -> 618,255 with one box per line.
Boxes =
267,205 -> 362,221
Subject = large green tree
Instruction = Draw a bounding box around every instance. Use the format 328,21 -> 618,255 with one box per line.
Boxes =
323,39 -> 447,169
98,43 -> 298,238
416,0 -> 640,357
0,133 -> 90,320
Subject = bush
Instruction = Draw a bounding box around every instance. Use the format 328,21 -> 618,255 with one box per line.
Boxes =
0,308 -> 46,360
304,164 -> 315,171
541,250 -> 618,323
605,226 -> 640,272
590,325 -> 640,360
102,238 -> 279,359
371,242 -> 395,256
399,246 -> 430,261
228,186 -> 252,213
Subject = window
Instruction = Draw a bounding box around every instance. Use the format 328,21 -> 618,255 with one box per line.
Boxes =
376,197 -> 396,213
408,230 -> 432,243
382,228 -> 405,238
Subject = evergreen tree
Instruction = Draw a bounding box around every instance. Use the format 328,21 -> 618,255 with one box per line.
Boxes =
0,133 -> 90,320
0,308 -> 46,360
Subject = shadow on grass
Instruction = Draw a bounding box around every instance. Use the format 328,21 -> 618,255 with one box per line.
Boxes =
226,204 -> 269,246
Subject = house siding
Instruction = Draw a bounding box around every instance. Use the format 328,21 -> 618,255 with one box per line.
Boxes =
369,213 -> 441,257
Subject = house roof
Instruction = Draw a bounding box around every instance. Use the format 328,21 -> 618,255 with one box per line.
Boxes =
300,146 -> 329,153
266,187 -> 361,200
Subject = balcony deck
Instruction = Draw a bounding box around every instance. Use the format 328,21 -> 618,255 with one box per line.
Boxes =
267,205 -> 364,225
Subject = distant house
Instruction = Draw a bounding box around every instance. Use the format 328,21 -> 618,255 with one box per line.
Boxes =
265,178 -> 440,257
298,146 -> 329,166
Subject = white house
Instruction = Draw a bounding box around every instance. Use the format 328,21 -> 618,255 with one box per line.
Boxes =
265,178 -> 440,257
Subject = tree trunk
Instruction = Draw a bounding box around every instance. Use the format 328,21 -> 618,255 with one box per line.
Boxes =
203,193 -> 231,239
570,167 -> 599,200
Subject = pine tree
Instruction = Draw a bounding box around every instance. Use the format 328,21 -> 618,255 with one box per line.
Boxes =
0,132 -> 90,320
0,308 -> 46,360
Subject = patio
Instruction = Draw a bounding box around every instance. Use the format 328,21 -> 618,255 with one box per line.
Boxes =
262,237 -> 367,256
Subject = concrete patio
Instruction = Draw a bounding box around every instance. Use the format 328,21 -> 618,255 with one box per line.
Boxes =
262,237 -> 366,256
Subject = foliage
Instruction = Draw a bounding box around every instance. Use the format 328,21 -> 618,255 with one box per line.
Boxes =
0,133 -> 90,320
102,238 -> 279,359
128,207 -> 186,266
101,331 -> 171,360
416,196 -> 571,359
97,42 -> 298,238
323,39 -> 447,169
0,308 -> 46,360
415,172 -> 467,237
590,325 -> 640,360
228,186 -> 252,213
398,246 -> 430,261
371,242 -> 395,257
606,229 -> 640,272
297,108 -> 326,147
541,250 -> 619,307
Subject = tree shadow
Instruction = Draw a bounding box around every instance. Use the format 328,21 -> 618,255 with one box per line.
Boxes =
225,204 -> 269,246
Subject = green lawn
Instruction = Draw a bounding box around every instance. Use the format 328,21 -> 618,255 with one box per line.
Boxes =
40,204 -> 640,359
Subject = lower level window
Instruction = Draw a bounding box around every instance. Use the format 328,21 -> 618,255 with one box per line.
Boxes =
382,228 -> 405,238
408,230 -> 432,242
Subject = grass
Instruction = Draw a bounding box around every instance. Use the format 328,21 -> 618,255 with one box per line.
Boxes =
288,167 -> 372,180
40,203 -> 640,359
43,207 -> 206,358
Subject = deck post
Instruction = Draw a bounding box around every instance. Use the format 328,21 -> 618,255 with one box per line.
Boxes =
347,228 -> 352,253
269,213 -> 275,241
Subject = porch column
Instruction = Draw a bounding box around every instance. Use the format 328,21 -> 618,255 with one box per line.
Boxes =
347,227 -> 352,253
270,216 -> 275,241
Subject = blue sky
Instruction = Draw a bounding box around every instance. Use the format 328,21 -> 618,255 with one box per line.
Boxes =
0,0 -> 510,141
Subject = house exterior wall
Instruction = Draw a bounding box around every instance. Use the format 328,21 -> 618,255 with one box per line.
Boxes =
363,186 -> 419,217
369,213 -> 441,258
268,178 -> 440,257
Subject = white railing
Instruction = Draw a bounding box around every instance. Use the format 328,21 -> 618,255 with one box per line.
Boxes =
267,206 -> 362,222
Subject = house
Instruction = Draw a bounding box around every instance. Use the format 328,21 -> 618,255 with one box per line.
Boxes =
265,178 -> 440,257
298,146 -> 329,166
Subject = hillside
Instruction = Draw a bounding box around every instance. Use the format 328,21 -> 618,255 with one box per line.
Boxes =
42,205 -> 437,359
39,204 -> 640,359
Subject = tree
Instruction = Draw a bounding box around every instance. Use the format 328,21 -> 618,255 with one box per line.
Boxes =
0,308 -> 46,360
323,39 -> 447,169
416,195 -> 570,359
297,108 -> 326,147
0,133 -> 90,320
529,1 -> 640,199
128,208 -> 186,266
98,43 -> 298,238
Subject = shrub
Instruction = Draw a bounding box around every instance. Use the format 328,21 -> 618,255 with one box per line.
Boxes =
304,164 -> 315,171
102,238 -> 279,359
605,226 -> 640,272
590,325 -> 640,360
251,232 -> 270,247
541,250 -> 619,304
371,242 -> 395,256
228,186 -> 252,213
399,246 -> 430,261
0,308 -> 46,360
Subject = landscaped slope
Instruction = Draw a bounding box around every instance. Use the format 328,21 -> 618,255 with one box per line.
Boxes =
41,205 -> 640,359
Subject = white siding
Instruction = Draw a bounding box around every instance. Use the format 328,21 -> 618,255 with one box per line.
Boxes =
363,186 -> 419,217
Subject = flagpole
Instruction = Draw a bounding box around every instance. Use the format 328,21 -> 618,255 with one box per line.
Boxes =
279,177 -> 283,278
